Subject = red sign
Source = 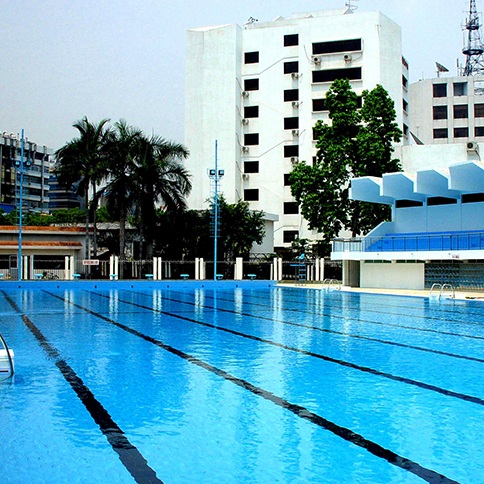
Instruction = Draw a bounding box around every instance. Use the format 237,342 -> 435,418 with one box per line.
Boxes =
82,259 -> 100,266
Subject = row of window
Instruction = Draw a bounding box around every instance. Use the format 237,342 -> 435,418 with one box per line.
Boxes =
433,82 -> 468,98
396,193 -> 484,208
245,37 -> 362,64
243,162 -> 294,184
433,104 -> 484,120
242,133 -> 299,156
243,188 -> 299,213
243,66 -> 362,92
433,127 -> 484,139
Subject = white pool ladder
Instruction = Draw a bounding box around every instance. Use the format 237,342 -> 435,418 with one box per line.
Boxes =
0,330 -> 14,379
322,279 -> 341,292
429,283 -> 455,300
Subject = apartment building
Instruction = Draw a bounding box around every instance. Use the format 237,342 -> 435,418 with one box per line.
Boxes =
409,75 -> 484,145
0,132 -> 52,213
185,8 -> 408,249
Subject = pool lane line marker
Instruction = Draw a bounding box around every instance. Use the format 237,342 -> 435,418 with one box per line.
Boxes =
42,291 -> 461,484
250,286 -> 484,326
158,288 -> 484,364
1,291 -> 163,484
192,287 -> 484,341
53,289 -> 484,410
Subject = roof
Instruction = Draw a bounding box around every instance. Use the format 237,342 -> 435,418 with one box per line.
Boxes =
350,161 -> 484,204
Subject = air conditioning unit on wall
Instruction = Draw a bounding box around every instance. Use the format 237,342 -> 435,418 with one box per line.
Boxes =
312,56 -> 321,65
242,173 -> 250,180
241,118 -> 249,125
467,141 -> 479,153
242,146 -> 250,153
292,130 -> 299,137
242,91 -> 249,98
290,157 -> 299,164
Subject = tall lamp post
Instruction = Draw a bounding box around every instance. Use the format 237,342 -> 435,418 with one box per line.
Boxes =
208,140 -> 224,281
15,129 -> 32,281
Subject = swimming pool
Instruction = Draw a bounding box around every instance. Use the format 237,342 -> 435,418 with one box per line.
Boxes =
0,282 -> 482,483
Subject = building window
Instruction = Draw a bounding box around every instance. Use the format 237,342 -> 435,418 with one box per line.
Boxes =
402,75 -> 408,89
284,174 -> 292,186
433,105 -> 448,120
395,200 -> 424,208
454,105 -> 468,119
313,128 -> 319,140
284,202 -> 299,214
312,67 -> 362,83
284,145 -> 299,157
433,128 -> 448,139
475,104 -> 484,117
244,133 -> 259,145
284,117 -> 299,129
283,230 -> 299,243
454,127 -> 469,138
427,197 -> 457,206
403,99 -> 408,113
244,79 -> 259,91
244,189 -> 259,201
462,193 -> 484,203
312,98 -> 327,111
433,83 -> 447,98
284,34 -> 298,46
284,89 -> 299,102
475,127 -> 484,137
403,124 -> 409,136
454,82 -> 468,96
284,61 -> 299,74
244,161 -> 259,173
244,106 -> 259,118
312,39 -> 362,55
244,51 -> 259,64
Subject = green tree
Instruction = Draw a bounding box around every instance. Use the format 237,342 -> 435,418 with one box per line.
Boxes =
290,79 -> 402,254
103,120 -> 142,260
55,117 -> 110,258
134,134 -> 191,259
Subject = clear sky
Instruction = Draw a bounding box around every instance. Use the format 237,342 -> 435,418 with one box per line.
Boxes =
0,0 -> 473,150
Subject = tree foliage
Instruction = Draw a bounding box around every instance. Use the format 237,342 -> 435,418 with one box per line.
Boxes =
150,198 -> 265,260
290,79 -> 402,254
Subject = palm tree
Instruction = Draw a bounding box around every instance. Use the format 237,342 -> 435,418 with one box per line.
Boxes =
103,120 -> 143,260
134,135 -> 191,259
55,117 -> 110,260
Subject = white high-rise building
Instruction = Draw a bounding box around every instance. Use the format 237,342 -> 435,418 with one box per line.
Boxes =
185,8 -> 408,249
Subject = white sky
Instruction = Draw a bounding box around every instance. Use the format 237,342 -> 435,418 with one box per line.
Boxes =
0,0 -> 474,150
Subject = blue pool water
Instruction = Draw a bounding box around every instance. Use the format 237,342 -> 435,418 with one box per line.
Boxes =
0,282 -> 483,484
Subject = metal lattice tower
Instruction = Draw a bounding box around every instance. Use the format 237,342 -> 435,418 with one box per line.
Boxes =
463,0 -> 484,75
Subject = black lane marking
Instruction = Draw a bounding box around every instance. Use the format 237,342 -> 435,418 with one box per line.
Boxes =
1,291 -> 163,484
41,290 -> 461,484
195,288 -> 484,341
131,288 -> 484,364
78,289 -> 484,408
258,287 -> 484,326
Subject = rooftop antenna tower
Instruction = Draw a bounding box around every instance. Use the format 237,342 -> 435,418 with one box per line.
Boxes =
462,0 -> 484,75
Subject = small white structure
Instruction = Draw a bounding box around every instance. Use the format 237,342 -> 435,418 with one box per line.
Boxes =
331,159 -> 484,290
185,8 -> 408,249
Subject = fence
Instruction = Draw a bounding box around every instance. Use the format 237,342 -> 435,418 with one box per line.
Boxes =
0,255 -> 339,282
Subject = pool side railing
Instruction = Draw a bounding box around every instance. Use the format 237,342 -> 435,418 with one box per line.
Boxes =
333,230 -> 484,253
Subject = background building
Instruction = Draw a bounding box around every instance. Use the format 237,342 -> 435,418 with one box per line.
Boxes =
185,8 -> 409,249
409,75 -> 484,145
0,132 -> 52,214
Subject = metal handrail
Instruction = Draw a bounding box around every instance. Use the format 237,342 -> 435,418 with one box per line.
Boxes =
0,331 -> 14,377
429,283 -> 442,299
322,279 -> 341,291
441,283 -> 455,299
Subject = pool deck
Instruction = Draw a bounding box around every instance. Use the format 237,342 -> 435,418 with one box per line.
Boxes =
277,282 -> 484,301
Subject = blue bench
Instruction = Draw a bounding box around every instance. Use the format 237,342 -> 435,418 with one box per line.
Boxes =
247,274 -> 256,280
34,274 -> 43,280
145,274 -> 154,281
180,274 -> 189,280
109,274 -> 117,281
72,274 -> 81,280
215,274 -> 223,280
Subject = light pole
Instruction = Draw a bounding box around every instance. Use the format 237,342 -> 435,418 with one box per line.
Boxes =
15,130 -> 32,281
208,140 -> 224,280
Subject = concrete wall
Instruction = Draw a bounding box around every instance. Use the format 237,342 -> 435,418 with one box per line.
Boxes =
360,262 -> 425,289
